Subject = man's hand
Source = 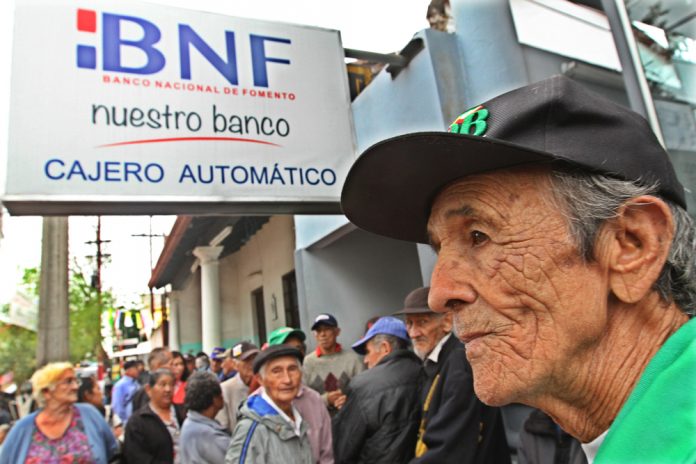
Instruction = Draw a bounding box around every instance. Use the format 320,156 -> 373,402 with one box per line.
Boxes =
334,393 -> 348,409
327,389 -> 344,407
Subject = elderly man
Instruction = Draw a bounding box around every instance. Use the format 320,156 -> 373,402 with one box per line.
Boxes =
225,345 -> 313,464
268,328 -> 334,464
333,316 -> 422,463
303,314 -> 364,415
341,75 -> 696,462
268,327 -> 307,357
210,347 -> 227,377
395,286 -> 510,463
216,342 -> 260,432
180,371 -> 231,464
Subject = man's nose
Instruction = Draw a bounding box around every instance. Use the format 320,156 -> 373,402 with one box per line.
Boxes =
429,255 -> 477,313
407,326 -> 422,339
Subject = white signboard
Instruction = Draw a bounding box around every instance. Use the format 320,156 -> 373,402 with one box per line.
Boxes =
3,0 -> 356,214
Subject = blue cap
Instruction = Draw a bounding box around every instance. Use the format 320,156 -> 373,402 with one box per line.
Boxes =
311,313 -> 338,330
210,346 -> 226,360
352,316 -> 410,355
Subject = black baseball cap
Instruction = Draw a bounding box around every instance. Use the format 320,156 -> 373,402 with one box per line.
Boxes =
252,345 -> 303,374
341,75 -> 685,244
311,313 -> 339,330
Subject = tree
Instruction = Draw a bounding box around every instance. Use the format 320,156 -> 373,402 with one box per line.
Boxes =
0,265 -> 115,385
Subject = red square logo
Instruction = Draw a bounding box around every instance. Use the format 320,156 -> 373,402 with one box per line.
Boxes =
77,9 -> 96,33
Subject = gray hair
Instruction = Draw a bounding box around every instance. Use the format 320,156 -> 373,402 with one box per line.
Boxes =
369,334 -> 410,352
548,169 -> 696,316
184,371 -> 221,412
258,357 -> 302,380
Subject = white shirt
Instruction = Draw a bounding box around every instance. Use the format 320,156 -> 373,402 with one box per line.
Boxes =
581,430 -> 608,464
261,390 -> 303,437
427,333 -> 453,363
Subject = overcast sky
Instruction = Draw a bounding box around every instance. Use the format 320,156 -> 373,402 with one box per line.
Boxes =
0,0 -> 431,307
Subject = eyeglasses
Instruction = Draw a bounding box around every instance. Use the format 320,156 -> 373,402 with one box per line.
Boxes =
55,377 -> 80,388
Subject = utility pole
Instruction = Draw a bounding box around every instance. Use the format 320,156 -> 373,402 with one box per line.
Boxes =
37,217 -> 69,365
132,217 -> 167,345
86,216 -> 110,368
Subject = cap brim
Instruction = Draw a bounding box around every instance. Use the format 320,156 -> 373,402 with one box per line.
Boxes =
351,335 -> 370,355
393,307 -> 433,316
341,132 -> 554,244
311,321 -> 338,330
239,349 -> 260,361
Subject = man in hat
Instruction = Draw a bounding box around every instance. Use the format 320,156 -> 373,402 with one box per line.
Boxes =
210,346 -> 226,377
303,313 -> 364,415
217,347 -> 238,383
268,327 -> 307,358
111,359 -> 140,424
396,286 -> 510,463
268,327 -> 334,464
333,316 -> 422,463
225,345 -> 313,464
216,342 -> 260,432
341,75 -> 696,462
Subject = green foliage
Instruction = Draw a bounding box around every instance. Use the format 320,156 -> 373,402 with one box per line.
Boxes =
0,306 -> 37,386
0,266 -> 115,384
68,267 -> 115,362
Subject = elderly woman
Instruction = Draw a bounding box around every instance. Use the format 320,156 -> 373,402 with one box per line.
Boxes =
0,362 -> 118,464
123,368 -> 185,463
179,371 -> 231,463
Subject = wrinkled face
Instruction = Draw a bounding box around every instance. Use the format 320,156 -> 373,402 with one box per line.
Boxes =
237,356 -> 256,386
314,326 -> 339,351
47,369 -> 79,405
427,168 -> 608,406
260,356 -> 302,409
171,356 -> 185,380
363,339 -> 389,369
405,313 -> 450,359
147,374 -> 175,409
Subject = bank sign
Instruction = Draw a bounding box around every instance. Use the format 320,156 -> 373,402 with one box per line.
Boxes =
3,0 -> 356,215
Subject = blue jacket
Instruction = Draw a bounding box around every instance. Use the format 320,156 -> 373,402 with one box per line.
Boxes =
180,410 -> 231,464
0,403 -> 118,464
111,375 -> 139,423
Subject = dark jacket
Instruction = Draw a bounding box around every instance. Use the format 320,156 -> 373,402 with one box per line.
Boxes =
411,334 -> 511,464
123,403 -> 186,464
333,349 -> 422,464
517,409 -> 587,464
130,385 -> 149,414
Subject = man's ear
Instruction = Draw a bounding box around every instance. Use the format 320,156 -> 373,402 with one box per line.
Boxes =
381,340 -> 393,355
441,312 -> 453,333
601,196 -> 673,304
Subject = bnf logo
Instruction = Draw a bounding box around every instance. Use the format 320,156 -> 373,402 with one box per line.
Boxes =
75,9 -> 291,88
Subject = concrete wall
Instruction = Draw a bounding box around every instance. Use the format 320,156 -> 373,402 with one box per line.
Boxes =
220,215 -> 296,345
296,228 -> 422,351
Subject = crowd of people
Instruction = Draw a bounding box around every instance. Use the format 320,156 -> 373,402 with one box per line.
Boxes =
0,286 -> 529,464
1,76 -> 693,463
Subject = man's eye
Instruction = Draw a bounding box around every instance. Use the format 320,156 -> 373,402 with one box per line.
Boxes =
471,230 -> 489,246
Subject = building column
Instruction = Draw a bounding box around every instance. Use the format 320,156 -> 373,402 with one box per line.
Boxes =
37,216 -> 70,365
192,246 -> 223,354
168,290 -> 181,351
